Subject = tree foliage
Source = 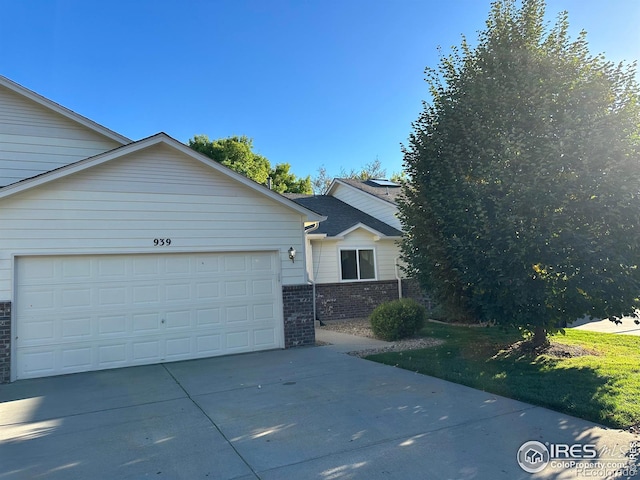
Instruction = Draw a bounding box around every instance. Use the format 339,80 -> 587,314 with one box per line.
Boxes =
312,159 -> 401,193
189,134 -> 312,194
399,0 -> 640,345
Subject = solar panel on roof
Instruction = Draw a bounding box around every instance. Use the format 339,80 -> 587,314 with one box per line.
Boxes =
370,179 -> 400,187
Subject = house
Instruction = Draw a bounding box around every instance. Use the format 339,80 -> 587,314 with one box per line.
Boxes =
0,75 -> 324,382
286,179 -> 426,321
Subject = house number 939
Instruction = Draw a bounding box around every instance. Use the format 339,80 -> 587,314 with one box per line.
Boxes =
153,238 -> 172,246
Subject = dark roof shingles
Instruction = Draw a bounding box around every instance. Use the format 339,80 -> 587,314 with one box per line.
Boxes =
284,194 -> 401,237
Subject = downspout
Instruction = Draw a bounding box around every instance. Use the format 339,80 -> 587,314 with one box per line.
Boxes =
305,222 -> 321,323
395,257 -> 403,300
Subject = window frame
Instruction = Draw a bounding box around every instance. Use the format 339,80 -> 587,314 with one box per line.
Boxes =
338,247 -> 377,282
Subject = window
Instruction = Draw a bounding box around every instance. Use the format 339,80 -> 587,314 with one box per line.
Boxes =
340,249 -> 376,281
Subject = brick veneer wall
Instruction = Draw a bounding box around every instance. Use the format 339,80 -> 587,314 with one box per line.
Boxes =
315,279 -> 432,322
315,280 -> 400,321
0,301 -> 10,384
282,284 -> 315,347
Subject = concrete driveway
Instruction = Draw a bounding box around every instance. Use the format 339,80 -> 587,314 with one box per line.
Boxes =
0,345 -> 638,480
569,316 -> 640,336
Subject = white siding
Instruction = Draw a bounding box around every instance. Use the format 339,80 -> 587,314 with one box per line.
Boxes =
330,183 -> 402,230
0,143 -> 308,300
310,229 -> 404,283
0,85 -> 122,186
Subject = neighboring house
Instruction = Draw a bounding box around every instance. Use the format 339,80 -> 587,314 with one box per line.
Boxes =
286,179 -> 426,321
0,76 -> 323,383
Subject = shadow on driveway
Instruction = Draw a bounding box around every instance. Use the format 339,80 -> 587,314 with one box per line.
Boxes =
1,346 -> 638,479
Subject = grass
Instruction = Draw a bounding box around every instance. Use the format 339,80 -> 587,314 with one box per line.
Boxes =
366,322 -> 640,429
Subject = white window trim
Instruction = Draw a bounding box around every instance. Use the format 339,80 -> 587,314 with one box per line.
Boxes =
338,247 -> 377,282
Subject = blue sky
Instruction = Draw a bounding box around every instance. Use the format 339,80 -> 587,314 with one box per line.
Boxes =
1,1 -> 638,180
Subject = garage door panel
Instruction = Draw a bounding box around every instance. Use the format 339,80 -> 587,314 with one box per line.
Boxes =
224,256 -> 248,272
22,320 -> 55,342
253,279 -> 274,295
21,350 -> 55,377
165,256 -> 190,274
226,305 -> 248,323
226,331 -> 249,350
99,315 -> 127,335
21,288 -> 55,309
99,287 -> 127,306
133,340 -> 160,361
197,308 -> 221,326
62,257 -> 92,279
166,337 -> 191,358
62,347 -> 92,370
254,328 -> 276,346
62,288 -> 91,308
132,313 -> 162,332
61,316 -> 91,339
16,252 -> 282,379
166,310 -> 191,329
196,282 -> 220,299
133,285 -> 160,303
254,304 -> 275,320
98,257 -> 127,277
132,257 -> 159,276
98,343 -> 128,366
166,283 -> 191,302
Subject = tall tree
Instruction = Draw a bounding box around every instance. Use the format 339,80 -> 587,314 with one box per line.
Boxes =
399,0 -> 640,346
188,134 -> 311,194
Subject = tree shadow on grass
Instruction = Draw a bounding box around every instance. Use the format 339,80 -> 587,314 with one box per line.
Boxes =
368,334 -> 632,430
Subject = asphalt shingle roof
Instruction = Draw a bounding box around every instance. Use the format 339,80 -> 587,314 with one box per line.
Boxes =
284,194 -> 402,237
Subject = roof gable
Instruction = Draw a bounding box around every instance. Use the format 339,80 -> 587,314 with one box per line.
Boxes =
327,178 -> 402,205
0,132 -> 324,221
0,75 -> 131,145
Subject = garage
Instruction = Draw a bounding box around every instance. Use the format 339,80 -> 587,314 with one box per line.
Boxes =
0,79 -> 323,384
15,251 -> 282,379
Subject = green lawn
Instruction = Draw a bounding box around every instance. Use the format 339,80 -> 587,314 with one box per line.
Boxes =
366,322 -> 640,429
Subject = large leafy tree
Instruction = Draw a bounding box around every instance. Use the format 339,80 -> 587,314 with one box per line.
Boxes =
189,134 -> 311,194
399,0 -> 640,346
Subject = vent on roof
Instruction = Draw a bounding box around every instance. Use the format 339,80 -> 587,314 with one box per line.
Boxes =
370,179 -> 399,187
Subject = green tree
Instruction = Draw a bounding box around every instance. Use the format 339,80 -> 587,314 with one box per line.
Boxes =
269,163 -> 313,194
188,134 -> 311,194
399,0 -> 640,346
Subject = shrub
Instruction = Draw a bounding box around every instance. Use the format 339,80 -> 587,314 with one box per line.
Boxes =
370,298 -> 426,341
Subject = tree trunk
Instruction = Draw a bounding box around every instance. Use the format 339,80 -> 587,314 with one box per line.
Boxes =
531,325 -> 549,348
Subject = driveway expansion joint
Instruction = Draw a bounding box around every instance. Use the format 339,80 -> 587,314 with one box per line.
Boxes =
161,363 -> 262,480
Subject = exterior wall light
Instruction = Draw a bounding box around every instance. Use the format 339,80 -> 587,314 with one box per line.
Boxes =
288,247 -> 296,263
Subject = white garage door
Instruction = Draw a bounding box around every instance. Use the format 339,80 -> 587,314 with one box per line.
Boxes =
15,252 -> 282,379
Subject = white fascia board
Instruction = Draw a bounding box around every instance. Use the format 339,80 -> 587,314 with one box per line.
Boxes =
335,222 -> 388,239
307,233 -> 327,240
325,178 -> 347,196
0,132 -> 326,223
0,75 -> 131,145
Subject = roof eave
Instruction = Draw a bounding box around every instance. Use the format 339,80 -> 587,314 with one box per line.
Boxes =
0,133 -> 326,223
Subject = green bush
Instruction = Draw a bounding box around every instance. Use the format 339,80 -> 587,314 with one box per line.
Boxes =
370,298 -> 426,341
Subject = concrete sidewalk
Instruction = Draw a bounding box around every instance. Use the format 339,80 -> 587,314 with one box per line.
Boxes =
569,317 -> 640,336
1,343 -> 638,479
